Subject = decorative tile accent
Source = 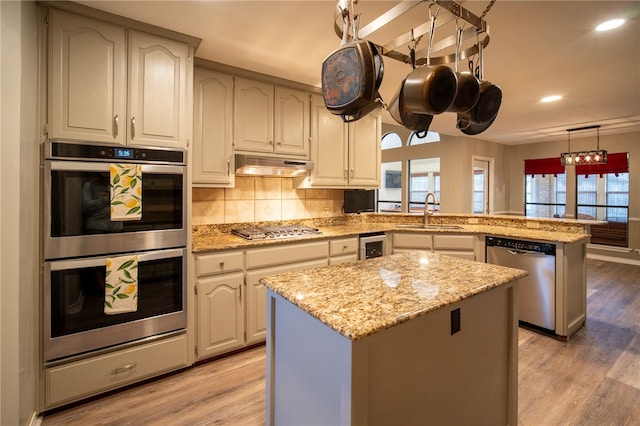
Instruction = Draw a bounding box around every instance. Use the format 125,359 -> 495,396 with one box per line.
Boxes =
255,199 -> 282,222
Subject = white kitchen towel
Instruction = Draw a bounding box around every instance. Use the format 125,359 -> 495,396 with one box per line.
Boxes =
110,163 -> 142,221
105,254 -> 138,314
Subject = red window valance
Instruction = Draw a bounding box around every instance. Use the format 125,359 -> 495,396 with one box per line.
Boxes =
524,157 -> 565,177
576,152 -> 629,177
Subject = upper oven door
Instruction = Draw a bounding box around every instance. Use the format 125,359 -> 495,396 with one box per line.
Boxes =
44,160 -> 186,260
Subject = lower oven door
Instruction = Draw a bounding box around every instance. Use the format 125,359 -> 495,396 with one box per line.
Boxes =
43,248 -> 187,362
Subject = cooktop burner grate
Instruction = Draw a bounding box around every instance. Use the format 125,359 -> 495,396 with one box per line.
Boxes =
231,225 -> 321,240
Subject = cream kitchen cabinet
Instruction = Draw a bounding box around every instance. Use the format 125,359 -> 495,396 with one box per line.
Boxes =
309,94 -> 381,188
392,232 -> 478,261
45,333 -> 188,409
195,251 -> 245,359
245,241 -> 328,344
194,240 -> 327,360
48,9 -> 191,148
193,68 -> 234,186
329,237 -> 359,264
234,78 -> 310,157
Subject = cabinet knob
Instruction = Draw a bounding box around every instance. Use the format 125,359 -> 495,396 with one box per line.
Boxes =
269,140 -> 273,145
219,261 -> 225,269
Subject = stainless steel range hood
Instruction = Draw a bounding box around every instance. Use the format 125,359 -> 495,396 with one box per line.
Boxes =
235,154 -> 314,177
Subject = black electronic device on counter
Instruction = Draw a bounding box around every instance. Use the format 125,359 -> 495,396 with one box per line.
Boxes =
344,190 -> 375,214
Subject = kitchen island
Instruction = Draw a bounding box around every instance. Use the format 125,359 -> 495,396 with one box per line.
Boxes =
261,252 -> 528,425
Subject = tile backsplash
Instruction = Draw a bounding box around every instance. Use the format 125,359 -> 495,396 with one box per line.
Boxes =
192,177 -> 345,225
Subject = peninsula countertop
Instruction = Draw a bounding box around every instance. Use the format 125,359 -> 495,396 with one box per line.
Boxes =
193,214 -> 593,253
260,251 -> 528,340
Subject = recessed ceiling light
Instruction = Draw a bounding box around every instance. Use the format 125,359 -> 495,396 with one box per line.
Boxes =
541,95 -> 562,103
596,18 -> 625,32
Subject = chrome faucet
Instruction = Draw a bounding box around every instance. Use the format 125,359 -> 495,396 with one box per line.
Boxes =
423,192 -> 439,225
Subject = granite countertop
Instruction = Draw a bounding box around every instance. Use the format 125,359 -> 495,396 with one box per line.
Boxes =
192,221 -> 591,253
260,251 -> 528,340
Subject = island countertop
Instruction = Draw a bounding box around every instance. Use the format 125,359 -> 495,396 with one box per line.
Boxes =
260,252 -> 528,340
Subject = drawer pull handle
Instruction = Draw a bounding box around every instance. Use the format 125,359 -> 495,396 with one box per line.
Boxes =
112,362 -> 137,375
219,261 -> 225,269
343,245 -> 348,250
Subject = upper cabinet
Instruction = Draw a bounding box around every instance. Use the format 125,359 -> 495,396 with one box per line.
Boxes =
127,31 -> 189,148
48,9 -> 191,148
234,77 -> 310,158
309,94 -> 380,188
193,68 -> 234,186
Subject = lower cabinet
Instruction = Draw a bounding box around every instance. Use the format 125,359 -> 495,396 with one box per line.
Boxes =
194,240 -> 329,361
329,237 -> 359,264
45,334 -> 188,409
196,272 -> 245,358
392,233 -> 478,261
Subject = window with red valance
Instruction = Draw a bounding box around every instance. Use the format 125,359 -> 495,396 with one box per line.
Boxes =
524,157 -> 565,177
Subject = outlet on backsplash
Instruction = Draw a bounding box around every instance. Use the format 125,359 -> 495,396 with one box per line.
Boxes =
192,177 -> 344,225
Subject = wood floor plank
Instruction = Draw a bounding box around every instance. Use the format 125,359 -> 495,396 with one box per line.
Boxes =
42,259 -> 640,425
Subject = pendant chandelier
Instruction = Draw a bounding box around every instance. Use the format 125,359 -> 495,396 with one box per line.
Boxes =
560,125 -> 607,166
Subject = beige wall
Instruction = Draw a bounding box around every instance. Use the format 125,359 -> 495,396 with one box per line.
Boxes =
192,177 -> 344,225
1,1 -> 39,424
381,123 -> 509,214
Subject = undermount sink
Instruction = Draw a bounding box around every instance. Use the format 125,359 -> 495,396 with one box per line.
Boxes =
395,224 -> 463,230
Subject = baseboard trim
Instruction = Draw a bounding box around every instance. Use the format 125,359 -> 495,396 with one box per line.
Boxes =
587,253 -> 640,266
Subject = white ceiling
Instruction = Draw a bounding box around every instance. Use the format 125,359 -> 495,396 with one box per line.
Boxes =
76,0 -> 640,145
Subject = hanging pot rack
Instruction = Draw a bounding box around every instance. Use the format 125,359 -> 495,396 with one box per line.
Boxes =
333,0 -> 491,66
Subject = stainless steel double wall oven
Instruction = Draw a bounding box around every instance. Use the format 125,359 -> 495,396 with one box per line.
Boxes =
42,141 -> 187,362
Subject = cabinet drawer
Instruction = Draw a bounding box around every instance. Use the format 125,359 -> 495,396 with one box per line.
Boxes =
433,235 -> 475,250
246,241 -> 328,269
196,251 -> 244,276
329,238 -> 358,256
46,334 -> 188,408
437,250 -> 476,261
393,233 -> 433,249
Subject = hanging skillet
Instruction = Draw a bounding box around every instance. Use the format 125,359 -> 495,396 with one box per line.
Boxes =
321,6 -> 384,122
457,36 -> 502,135
401,6 -> 458,115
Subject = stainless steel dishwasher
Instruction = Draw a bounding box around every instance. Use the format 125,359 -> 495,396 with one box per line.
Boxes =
486,236 -> 556,332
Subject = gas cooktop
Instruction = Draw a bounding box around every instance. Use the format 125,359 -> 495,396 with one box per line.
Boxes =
231,225 -> 321,241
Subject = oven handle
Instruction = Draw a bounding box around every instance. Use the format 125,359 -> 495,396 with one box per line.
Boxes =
47,248 -> 186,271
47,161 -> 185,175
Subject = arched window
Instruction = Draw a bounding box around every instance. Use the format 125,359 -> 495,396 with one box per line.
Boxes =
408,131 -> 440,145
381,132 -> 402,150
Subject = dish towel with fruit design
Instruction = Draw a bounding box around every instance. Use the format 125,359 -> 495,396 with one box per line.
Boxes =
105,255 -> 138,314
110,163 -> 142,221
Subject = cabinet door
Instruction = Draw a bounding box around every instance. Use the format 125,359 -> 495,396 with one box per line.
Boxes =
49,9 -> 126,143
128,31 -> 189,148
274,87 -> 310,157
234,78 -> 274,153
193,68 -> 234,186
196,273 -> 244,360
348,112 -> 381,188
245,259 -> 328,345
310,94 -> 348,186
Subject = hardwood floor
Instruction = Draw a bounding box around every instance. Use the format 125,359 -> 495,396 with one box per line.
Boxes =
42,259 -> 640,425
